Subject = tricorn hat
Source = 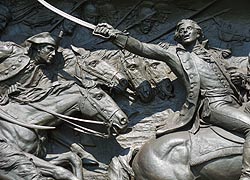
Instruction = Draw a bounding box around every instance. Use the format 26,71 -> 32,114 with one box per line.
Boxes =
27,32 -> 56,46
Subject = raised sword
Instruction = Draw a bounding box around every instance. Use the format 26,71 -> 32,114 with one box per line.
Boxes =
37,0 -> 96,30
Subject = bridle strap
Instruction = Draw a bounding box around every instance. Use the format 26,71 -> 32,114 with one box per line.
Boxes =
62,119 -> 108,138
0,107 -> 55,130
82,88 -> 120,137
26,102 -> 105,125
77,59 -> 112,85
110,70 -> 120,82
27,102 -> 109,137
84,92 -> 119,125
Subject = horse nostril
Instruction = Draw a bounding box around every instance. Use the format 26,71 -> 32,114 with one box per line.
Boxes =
144,89 -> 151,95
119,79 -> 128,88
120,118 -> 128,125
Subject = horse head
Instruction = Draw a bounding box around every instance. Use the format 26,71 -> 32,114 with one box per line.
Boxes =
122,52 -> 154,103
71,46 -> 128,93
145,59 -> 175,100
78,85 -> 128,136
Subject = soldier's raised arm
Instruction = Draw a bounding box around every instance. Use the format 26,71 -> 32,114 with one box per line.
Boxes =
93,23 -> 176,63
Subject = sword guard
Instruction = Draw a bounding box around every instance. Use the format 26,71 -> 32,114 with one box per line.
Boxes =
93,23 -> 129,40
93,31 -> 112,39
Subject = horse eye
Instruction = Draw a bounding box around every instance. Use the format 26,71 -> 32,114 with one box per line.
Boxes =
95,93 -> 103,100
89,60 -> 98,67
128,64 -> 137,71
151,62 -> 159,69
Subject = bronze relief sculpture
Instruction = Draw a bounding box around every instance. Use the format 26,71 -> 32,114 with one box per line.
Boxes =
1,0 -> 250,180
0,31 -> 129,179
93,19 -> 250,180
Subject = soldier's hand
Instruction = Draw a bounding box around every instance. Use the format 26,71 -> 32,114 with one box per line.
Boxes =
228,67 -> 245,85
93,23 -> 122,39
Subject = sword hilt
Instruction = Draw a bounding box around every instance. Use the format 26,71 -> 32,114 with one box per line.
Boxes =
93,31 -> 112,39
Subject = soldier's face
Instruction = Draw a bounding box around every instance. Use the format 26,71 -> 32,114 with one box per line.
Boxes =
38,44 -> 56,64
140,19 -> 154,34
177,22 -> 199,45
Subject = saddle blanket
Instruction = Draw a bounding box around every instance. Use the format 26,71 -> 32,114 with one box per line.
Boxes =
190,126 -> 243,166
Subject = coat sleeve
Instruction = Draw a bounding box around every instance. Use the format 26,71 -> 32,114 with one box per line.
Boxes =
112,34 -> 180,70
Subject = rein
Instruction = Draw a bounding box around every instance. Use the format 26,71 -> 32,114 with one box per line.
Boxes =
28,101 -> 110,138
0,106 -> 56,130
81,88 -> 120,137
12,95 -> 112,138
26,102 -> 105,125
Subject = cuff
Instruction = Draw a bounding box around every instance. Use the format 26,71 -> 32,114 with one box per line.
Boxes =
112,34 -> 129,49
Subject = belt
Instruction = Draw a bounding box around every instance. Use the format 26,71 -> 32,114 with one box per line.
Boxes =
200,88 -> 233,97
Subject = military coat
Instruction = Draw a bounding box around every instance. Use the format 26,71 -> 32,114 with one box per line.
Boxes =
112,35 -> 241,132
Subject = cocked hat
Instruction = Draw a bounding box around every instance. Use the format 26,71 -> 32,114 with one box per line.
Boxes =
27,32 -> 56,46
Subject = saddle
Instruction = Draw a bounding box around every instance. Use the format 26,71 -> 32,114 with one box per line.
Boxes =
189,126 -> 244,166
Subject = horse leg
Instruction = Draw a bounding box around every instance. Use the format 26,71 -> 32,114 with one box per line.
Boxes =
46,151 -> 83,180
0,140 -> 46,180
132,132 -> 195,180
23,152 -> 80,180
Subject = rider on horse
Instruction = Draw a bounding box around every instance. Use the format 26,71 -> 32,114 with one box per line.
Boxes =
0,32 -> 59,179
93,19 -> 250,180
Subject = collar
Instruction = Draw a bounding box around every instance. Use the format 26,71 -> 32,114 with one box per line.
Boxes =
193,39 -> 209,53
176,39 -> 209,52
193,40 -> 214,62
176,40 -> 214,62
176,43 -> 186,51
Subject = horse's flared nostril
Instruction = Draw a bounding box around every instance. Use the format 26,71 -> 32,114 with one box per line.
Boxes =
119,79 -> 128,89
144,89 -> 151,96
120,117 -> 128,125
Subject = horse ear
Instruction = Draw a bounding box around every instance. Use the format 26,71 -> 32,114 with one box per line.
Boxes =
81,77 -> 97,88
71,45 -> 81,55
71,45 -> 90,59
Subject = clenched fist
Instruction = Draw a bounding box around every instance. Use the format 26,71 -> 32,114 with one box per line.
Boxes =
93,23 -> 122,39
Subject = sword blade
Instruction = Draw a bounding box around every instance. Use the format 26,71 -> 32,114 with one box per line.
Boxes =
37,0 -> 96,30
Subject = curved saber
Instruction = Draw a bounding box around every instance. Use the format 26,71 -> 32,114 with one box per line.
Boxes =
37,0 -> 96,30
